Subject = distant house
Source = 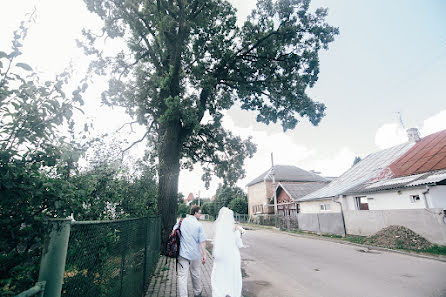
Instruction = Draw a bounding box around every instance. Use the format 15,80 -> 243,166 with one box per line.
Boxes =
246,165 -> 329,217
184,193 -> 194,206
297,128 -> 446,245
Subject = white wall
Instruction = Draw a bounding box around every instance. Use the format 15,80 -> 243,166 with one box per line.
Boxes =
344,208 -> 446,245
429,185 -> 446,209
343,186 -> 446,211
299,199 -> 341,213
301,184 -> 445,217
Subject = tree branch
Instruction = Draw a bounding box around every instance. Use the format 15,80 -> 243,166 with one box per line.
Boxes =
121,121 -> 155,160
116,120 -> 138,133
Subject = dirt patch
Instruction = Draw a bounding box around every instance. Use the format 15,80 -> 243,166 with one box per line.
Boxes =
363,225 -> 433,250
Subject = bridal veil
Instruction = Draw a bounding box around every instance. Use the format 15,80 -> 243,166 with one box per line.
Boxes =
211,207 -> 243,297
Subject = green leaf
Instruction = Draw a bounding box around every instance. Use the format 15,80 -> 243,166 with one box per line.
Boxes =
15,62 -> 33,71
0,51 -> 7,59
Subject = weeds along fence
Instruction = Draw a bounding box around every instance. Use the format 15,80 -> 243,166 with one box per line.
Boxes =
20,216 -> 161,297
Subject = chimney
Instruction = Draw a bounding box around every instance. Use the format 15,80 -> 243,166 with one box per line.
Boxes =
406,128 -> 421,142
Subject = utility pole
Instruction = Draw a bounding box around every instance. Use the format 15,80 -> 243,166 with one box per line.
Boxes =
198,190 -> 201,206
271,153 -> 277,215
263,152 -> 277,215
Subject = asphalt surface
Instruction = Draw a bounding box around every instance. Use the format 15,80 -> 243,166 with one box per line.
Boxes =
202,221 -> 446,297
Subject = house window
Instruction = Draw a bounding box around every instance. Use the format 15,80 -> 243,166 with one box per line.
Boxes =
410,195 -> 421,203
355,197 -> 369,210
320,204 -> 331,211
253,204 -> 263,214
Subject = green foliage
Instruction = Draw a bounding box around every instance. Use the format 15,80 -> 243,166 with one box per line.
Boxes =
344,235 -> 367,245
200,202 -> 212,215
228,198 -> 248,214
0,19 -> 158,295
214,185 -> 247,208
177,203 -> 190,217
203,185 -> 247,217
0,18 -> 85,295
415,245 -> 446,256
177,192 -> 185,204
190,198 -> 210,206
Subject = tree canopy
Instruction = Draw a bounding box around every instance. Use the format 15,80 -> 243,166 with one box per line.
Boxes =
81,0 -> 338,245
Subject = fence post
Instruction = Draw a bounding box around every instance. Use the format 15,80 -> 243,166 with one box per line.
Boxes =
38,218 -> 71,297
119,221 -> 129,297
142,217 -> 149,294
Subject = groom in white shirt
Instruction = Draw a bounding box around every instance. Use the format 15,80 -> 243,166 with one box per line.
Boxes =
173,205 -> 207,297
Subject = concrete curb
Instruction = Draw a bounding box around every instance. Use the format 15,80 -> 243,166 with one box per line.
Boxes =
242,224 -> 446,263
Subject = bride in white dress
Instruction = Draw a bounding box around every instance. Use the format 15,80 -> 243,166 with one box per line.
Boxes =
211,207 -> 244,297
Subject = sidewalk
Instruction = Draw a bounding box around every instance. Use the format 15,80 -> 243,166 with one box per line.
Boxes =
145,251 -> 213,297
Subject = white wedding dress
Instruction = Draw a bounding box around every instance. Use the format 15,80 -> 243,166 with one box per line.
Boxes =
211,207 -> 244,297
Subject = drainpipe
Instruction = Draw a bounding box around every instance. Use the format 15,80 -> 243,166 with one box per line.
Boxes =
421,185 -> 430,208
332,195 -> 346,237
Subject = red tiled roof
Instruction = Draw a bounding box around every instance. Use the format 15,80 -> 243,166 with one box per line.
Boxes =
389,129 -> 446,177
185,193 -> 194,201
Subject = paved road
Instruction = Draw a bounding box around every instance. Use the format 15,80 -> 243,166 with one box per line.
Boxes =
201,221 -> 446,297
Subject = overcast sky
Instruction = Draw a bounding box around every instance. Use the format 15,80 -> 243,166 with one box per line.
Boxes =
1,0 -> 446,198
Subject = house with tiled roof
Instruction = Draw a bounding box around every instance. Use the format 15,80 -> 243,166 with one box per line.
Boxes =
297,128 -> 446,244
247,165 -> 329,217
340,128 -> 446,212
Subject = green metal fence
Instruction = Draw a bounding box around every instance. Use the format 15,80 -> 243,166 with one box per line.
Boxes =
62,217 -> 160,297
16,216 -> 161,297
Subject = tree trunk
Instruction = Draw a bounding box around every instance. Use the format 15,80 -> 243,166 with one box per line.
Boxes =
157,121 -> 182,253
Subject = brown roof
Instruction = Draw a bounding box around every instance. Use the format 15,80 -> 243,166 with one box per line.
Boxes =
246,165 -> 327,187
185,193 -> 194,201
389,129 -> 446,177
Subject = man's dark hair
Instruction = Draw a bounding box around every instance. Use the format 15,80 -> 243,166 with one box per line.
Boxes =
190,205 -> 201,215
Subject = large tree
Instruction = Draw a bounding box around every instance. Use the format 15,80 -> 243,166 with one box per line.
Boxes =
82,0 -> 338,247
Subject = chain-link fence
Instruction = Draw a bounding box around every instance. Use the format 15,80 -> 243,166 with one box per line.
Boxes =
62,216 -> 160,297
234,213 -> 249,223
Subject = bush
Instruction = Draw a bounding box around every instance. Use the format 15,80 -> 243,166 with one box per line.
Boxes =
177,203 -> 190,217
228,198 -> 248,214
201,202 -> 212,215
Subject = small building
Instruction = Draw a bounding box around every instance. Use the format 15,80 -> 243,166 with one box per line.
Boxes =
275,182 -> 328,216
246,165 -> 328,217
